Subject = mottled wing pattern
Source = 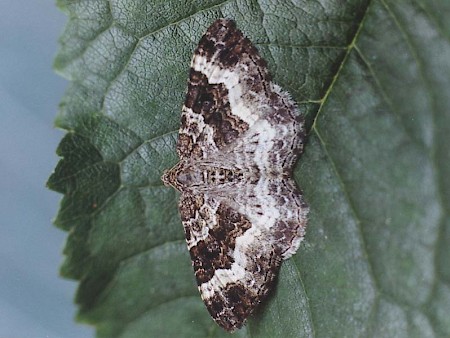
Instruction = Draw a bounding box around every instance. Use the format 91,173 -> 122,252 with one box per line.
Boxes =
178,193 -> 282,331
229,177 -> 309,260
177,19 -> 272,159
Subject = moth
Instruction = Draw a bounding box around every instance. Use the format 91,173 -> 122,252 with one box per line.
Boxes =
162,18 -> 308,331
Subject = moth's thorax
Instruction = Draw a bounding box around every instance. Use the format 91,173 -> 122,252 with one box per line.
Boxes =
162,160 -> 246,192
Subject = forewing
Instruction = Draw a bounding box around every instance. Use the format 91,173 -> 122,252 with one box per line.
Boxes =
178,193 -> 281,332
177,19 -> 273,159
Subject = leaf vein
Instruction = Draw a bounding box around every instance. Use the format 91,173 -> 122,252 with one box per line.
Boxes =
311,1 -> 371,132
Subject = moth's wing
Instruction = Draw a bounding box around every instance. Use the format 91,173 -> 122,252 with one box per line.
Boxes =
273,178 -> 309,259
177,19 -> 273,160
219,79 -> 306,178
228,177 -> 309,260
178,192 -> 281,332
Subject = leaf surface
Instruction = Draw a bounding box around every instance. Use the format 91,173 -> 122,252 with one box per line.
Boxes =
49,0 -> 450,336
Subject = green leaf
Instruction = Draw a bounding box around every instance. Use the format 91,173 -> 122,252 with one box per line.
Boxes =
48,0 -> 450,337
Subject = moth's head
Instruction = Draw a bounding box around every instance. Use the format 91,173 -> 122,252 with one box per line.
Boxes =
161,160 -> 202,191
161,162 -> 181,190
